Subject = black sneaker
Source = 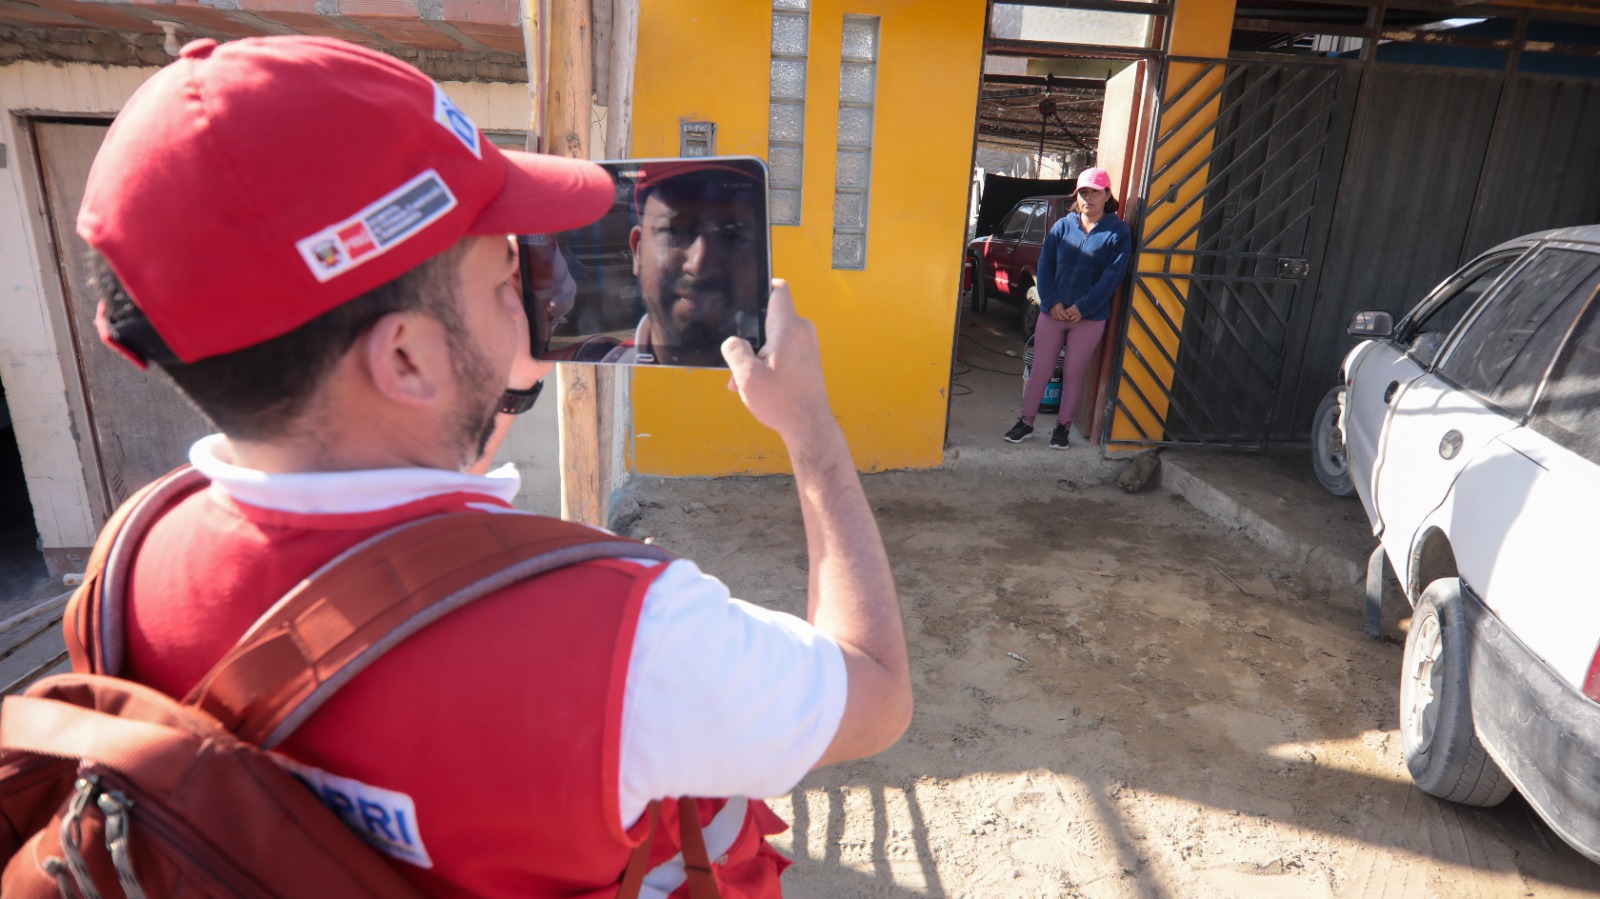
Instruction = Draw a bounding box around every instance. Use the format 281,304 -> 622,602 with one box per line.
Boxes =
1049,424 -> 1071,449
1003,419 -> 1034,443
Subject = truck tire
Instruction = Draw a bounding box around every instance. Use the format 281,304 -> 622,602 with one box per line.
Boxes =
1311,386 -> 1356,498
1400,578 -> 1515,807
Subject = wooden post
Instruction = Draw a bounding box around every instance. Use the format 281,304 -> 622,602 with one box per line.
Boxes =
524,0 -> 614,527
604,0 -> 638,160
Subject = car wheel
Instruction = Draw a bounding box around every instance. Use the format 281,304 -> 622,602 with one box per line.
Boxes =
969,258 -> 989,315
1399,578 -> 1516,807
1023,285 -> 1040,338
1311,386 -> 1356,498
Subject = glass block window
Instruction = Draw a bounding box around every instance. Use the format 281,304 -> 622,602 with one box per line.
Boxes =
769,1 -> 810,226
832,15 -> 878,269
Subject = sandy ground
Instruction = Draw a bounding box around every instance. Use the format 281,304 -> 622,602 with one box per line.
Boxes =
625,457 -> 1600,897
4,298 -> 1597,896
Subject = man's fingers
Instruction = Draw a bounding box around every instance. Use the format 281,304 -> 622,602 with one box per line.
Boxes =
722,335 -> 758,384
765,279 -> 796,332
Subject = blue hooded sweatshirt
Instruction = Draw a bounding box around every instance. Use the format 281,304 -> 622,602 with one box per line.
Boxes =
1036,211 -> 1131,321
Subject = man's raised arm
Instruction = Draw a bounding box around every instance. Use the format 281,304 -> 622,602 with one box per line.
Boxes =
721,281 -> 912,767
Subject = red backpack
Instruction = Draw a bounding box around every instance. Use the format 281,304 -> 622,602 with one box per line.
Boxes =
0,466 -> 718,898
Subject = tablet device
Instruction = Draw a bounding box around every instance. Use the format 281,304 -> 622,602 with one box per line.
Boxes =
518,156 -> 771,368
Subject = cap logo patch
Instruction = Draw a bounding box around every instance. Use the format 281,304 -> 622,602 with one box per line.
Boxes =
434,84 -> 482,160
296,169 -> 458,283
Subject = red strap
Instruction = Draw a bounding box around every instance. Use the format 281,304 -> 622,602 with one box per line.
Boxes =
65,466 -> 206,675
0,688 -> 207,796
616,801 -> 659,899
183,512 -> 673,748
678,800 -> 722,899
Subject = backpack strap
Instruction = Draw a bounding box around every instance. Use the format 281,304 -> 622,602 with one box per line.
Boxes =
617,802 -> 660,899
64,466 -> 209,675
676,800 -> 723,899
617,802 -> 720,899
182,512 -> 674,749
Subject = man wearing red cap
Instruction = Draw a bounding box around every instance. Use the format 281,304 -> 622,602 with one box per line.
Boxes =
76,36 -> 910,898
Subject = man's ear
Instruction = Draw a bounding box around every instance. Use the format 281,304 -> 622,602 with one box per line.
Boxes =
630,225 -> 643,277
361,311 -> 447,408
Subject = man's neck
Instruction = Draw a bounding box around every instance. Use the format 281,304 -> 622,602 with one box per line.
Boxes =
225,420 -> 459,474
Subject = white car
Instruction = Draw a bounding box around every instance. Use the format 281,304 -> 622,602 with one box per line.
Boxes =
1316,225 -> 1600,863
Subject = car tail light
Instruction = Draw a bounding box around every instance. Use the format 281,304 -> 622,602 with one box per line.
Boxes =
961,258 -> 972,291
1583,649 -> 1600,703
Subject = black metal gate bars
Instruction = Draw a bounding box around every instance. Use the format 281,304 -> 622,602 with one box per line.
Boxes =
1108,22 -> 1600,451
1109,57 -> 1355,449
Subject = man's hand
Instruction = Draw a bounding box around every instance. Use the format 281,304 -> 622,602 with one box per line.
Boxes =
722,280 -> 834,442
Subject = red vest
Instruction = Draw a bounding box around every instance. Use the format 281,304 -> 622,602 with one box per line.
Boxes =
120,485 -> 789,897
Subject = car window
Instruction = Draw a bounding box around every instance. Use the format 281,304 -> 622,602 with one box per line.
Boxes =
1437,250 -> 1600,415
1023,203 -> 1050,242
1532,292 -> 1600,465
999,203 -> 1035,240
1401,257 -> 1516,367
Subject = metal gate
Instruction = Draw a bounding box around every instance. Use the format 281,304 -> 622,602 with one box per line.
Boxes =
1108,58 -> 1355,448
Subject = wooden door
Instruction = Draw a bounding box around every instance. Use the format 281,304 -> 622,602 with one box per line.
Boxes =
33,120 -> 213,513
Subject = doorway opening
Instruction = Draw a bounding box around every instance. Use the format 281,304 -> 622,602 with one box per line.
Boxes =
0,382 -> 53,607
947,2 -> 1165,455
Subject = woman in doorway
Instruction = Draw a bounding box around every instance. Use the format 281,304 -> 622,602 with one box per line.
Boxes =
1003,167 -> 1131,449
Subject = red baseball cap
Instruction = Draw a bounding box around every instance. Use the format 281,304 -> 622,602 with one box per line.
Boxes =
78,36 -> 614,364
631,159 -> 764,219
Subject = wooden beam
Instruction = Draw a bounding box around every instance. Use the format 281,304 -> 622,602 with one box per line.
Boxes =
519,0 -> 543,151
591,0 -> 612,108
604,0 -> 638,159
537,0 -> 613,528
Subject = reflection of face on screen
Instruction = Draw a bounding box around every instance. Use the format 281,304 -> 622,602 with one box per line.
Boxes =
629,171 -> 764,366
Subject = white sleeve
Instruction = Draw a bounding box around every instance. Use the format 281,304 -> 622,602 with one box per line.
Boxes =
617,558 -> 848,830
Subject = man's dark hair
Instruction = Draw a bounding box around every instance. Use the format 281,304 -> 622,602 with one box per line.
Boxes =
91,248 -> 463,442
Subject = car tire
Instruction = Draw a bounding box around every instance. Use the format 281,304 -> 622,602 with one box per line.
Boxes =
1023,285 -> 1040,338
1311,386 -> 1356,498
1400,578 -> 1516,807
969,258 -> 988,315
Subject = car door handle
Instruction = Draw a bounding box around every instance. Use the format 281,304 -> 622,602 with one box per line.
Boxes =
1439,430 -> 1463,460
1383,381 -> 1399,404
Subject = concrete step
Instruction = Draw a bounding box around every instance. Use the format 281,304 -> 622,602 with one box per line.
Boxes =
1156,447 -> 1376,608
0,592 -> 70,695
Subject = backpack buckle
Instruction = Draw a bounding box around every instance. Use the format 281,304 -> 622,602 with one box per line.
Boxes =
98,790 -> 147,899
59,776 -> 104,899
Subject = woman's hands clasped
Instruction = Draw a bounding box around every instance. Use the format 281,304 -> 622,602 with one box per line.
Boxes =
1050,303 -> 1082,324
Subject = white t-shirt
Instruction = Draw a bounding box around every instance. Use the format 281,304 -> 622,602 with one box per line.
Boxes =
189,435 -> 848,831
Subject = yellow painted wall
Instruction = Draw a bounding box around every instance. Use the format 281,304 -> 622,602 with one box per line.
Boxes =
630,0 -> 986,475
1108,0 -> 1238,448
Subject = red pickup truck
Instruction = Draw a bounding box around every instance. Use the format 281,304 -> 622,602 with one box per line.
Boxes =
962,194 -> 1076,336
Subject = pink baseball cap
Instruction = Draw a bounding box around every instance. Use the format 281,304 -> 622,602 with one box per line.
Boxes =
1075,167 -> 1113,192
78,36 -> 614,365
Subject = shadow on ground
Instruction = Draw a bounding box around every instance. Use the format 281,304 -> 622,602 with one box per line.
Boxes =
630,381 -> 1600,898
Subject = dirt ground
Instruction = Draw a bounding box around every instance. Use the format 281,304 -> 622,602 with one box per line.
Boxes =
625,458 -> 1600,898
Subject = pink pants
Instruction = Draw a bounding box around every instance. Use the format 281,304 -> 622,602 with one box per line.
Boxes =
1021,313 -> 1106,427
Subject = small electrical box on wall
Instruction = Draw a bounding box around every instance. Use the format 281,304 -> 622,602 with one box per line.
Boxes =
679,120 -> 716,157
